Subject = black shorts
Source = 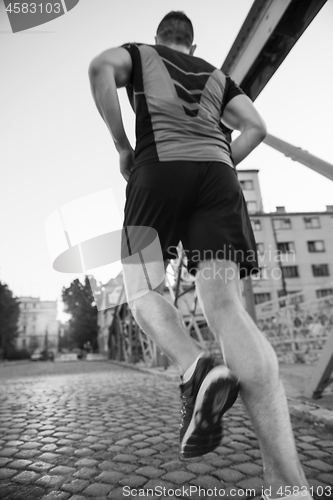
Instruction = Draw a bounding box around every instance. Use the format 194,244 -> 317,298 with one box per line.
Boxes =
123,161 -> 259,278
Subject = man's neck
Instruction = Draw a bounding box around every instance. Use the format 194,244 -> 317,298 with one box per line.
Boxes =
158,42 -> 190,54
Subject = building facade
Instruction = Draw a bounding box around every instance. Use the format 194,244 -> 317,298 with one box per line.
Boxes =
238,169 -> 333,306
17,297 -> 60,353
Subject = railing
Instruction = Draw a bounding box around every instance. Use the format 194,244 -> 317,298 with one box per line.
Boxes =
256,292 -> 333,363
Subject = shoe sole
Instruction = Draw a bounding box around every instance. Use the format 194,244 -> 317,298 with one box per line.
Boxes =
180,365 -> 239,458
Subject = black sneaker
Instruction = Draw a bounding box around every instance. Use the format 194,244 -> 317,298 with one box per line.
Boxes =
179,356 -> 239,459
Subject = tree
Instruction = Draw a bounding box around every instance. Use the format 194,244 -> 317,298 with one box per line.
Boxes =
62,276 -> 98,350
0,281 -> 20,359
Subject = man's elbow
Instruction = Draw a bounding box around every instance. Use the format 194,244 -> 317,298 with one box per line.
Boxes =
254,119 -> 267,142
88,58 -> 102,81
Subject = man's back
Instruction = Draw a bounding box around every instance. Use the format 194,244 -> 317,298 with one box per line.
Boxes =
122,43 -> 243,168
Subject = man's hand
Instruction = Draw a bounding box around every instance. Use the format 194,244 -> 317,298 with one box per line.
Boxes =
89,48 -> 134,178
221,94 -> 267,166
119,147 -> 135,181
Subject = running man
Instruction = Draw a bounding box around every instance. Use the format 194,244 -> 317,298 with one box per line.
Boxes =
89,11 -> 313,500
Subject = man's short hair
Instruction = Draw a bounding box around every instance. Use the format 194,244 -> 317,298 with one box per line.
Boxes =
156,11 -> 194,48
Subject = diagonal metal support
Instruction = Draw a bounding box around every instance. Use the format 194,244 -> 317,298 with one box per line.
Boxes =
306,331 -> 333,399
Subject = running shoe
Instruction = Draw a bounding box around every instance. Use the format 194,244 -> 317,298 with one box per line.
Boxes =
179,356 -> 240,458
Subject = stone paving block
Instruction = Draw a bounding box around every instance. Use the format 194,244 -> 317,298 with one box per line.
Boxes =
132,441 -> 150,449
297,442 -> 318,450
20,441 -> 42,449
110,487 -> 134,500
82,482 -> 113,496
131,434 -> 148,441
191,474 -> 224,489
304,459 -> 333,472
28,460 -> 55,472
41,444 -> 58,452
135,466 -> 164,479
160,460 -> 184,471
145,430 -> 160,437
0,467 -> 18,479
114,462 -> 142,474
35,474 -> 66,488
73,467 -> 99,479
115,438 -> 132,446
61,479 -> 90,494
6,440 -> 24,446
215,445 -> 234,454
236,476 -> 263,494
0,447 -> 18,456
12,470 -> 40,484
56,446 -> 76,455
145,436 -> 164,444
186,462 -> 215,475
73,448 -> 92,457
213,468 -> 246,483
113,453 -> 137,463
228,452 -> 252,463
7,458 -> 32,469
133,448 -> 157,457
50,465 -> 77,475
0,457 -> 12,468
75,458 -> 98,467
153,443 -> 170,452
98,460 -> 115,471
161,470 -> 196,485
41,437 -> 58,444
95,470 -> 125,483
245,449 -> 262,459
317,473 -> 333,486
38,452 -> 61,463
299,436 -> 319,443
41,491 -> 70,500
119,474 -> 148,487
13,449 -> 41,459
233,463 -> 263,476
0,484 -> 45,500
144,478 -> 178,490
304,450 -> 331,459
65,433 -> 84,441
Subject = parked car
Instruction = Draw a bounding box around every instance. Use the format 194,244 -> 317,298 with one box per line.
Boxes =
30,349 -> 54,361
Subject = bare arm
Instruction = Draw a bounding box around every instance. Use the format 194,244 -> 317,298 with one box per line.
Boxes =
221,94 -> 267,166
89,47 -> 133,180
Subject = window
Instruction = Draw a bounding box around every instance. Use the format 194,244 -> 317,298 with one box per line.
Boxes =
251,219 -> 261,231
308,240 -> 325,252
252,267 -> 268,280
273,218 -> 292,230
289,292 -> 304,305
282,266 -> 299,278
254,293 -> 271,305
247,201 -> 257,213
312,264 -> 330,277
256,243 -> 264,254
277,242 -> 295,253
304,217 -> 320,228
316,288 -> 333,298
240,180 -> 254,190
22,339 -> 26,348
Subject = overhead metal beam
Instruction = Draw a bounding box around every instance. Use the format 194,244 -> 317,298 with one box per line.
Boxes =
263,134 -> 333,181
222,0 -> 328,100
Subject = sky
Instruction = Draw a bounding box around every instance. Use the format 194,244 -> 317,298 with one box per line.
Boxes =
0,0 -> 333,320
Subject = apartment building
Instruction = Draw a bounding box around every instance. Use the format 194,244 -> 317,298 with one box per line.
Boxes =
238,169 -> 333,305
17,297 -> 60,352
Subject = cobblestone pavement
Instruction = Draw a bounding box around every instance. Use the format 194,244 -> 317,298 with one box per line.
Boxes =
0,361 -> 333,500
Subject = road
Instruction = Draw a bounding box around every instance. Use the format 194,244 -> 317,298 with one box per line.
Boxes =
0,361 -> 332,500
